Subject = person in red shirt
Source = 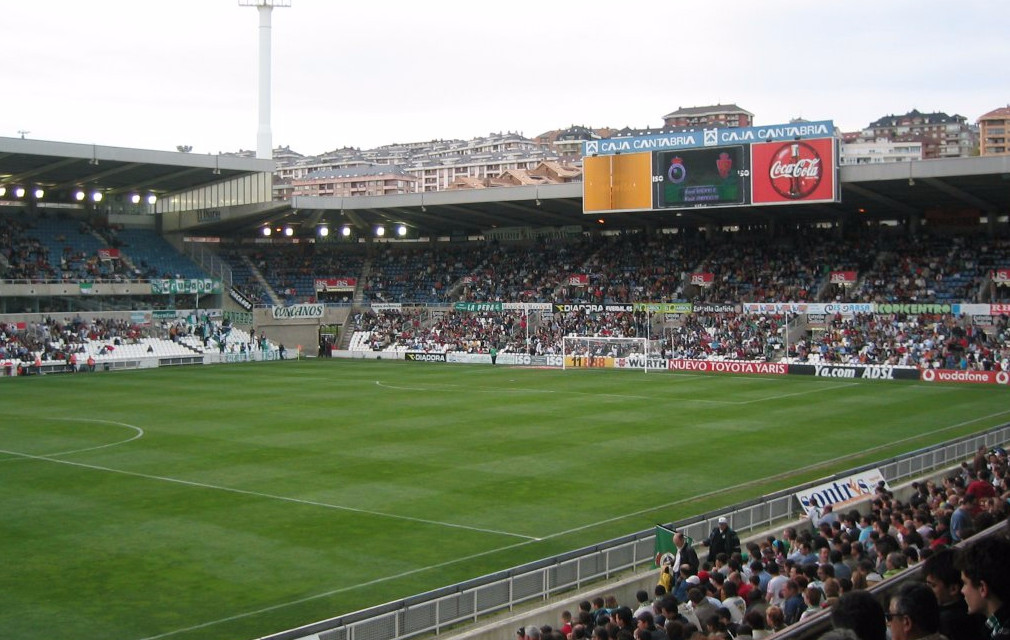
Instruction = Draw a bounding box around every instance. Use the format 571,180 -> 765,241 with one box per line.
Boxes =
965,469 -> 997,515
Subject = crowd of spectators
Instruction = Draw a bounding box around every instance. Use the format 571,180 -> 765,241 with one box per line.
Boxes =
1,216 -> 58,281
346,306 -> 1010,371
363,244 -> 479,304
665,313 -> 785,361
789,312 -> 1010,370
229,225 -> 1010,307
516,447 -> 1010,640
7,211 -> 1010,310
0,316 -> 146,365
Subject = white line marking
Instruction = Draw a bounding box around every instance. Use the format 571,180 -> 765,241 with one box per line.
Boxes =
129,407 -> 1010,640
135,537 -> 538,640
729,382 -> 860,405
0,448 -> 538,541
538,407 -> 1010,540
374,380 -> 430,391
375,380 -> 653,400
0,417 -> 144,462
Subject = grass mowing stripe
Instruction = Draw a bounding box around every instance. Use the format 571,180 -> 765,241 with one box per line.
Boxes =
2,359 -> 1008,640
0,448 -> 538,541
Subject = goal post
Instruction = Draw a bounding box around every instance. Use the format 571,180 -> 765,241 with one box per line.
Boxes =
560,335 -> 649,371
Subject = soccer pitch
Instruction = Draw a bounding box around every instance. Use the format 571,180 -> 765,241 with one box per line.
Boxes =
2,360 -> 1007,640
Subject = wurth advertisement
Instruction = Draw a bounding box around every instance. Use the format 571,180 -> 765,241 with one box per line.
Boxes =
750,137 -> 837,205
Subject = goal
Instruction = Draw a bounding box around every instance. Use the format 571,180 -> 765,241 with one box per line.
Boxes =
561,335 -> 649,371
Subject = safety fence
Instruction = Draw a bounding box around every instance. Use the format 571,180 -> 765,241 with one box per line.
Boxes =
257,423 -> 1010,640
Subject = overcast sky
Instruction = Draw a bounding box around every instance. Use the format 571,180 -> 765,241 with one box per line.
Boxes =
4,0 -> 1006,156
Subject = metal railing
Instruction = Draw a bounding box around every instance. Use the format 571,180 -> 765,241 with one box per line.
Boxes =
258,423 -> 1010,640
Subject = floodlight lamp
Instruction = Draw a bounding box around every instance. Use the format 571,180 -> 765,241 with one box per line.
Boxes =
262,227 -> 271,236
375,226 -> 385,237
75,190 -> 87,201
318,226 -> 329,237
14,187 -> 26,198
91,191 -> 103,203
147,194 -> 158,205
131,194 -> 141,204
33,188 -> 45,199
0,186 -> 5,198
341,226 -> 351,237
396,224 -> 407,237
284,226 -> 294,237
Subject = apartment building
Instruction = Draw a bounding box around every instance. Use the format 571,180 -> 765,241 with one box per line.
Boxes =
863,109 -> 976,158
661,104 -> 754,129
978,105 -> 1010,156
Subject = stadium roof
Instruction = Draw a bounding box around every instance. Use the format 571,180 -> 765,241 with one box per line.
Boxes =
2,135 -> 1009,239
0,136 -> 273,199
272,154 -> 1010,238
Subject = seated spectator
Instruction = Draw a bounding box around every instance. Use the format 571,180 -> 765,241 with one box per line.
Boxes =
886,582 -> 943,640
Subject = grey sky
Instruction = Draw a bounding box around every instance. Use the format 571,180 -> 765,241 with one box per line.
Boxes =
5,0 -> 1006,156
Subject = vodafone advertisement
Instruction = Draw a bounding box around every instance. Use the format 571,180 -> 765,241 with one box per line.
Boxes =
921,369 -> 1010,385
751,137 -> 837,206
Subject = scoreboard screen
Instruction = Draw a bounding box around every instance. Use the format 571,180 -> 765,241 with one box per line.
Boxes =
652,146 -> 749,209
581,120 -> 838,214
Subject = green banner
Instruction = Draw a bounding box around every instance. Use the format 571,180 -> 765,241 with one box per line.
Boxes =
655,525 -> 676,567
150,279 -> 222,295
79,283 -> 95,295
654,524 -> 694,567
223,310 -> 253,326
453,302 -> 504,312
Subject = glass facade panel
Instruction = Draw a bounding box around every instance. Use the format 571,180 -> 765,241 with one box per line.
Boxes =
153,172 -> 272,214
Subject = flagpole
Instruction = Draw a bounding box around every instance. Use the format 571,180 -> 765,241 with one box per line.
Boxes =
525,304 -> 530,353
646,309 -> 651,374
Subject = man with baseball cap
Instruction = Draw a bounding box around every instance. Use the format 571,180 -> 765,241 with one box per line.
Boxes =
702,516 -> 741,563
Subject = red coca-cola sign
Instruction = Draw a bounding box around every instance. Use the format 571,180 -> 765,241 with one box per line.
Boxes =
751,137 -> 836,205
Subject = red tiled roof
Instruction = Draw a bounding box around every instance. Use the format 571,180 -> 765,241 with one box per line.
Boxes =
978,106 -> 1010,122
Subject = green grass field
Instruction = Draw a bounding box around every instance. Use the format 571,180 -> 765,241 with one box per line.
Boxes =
2,360 -> 1008,640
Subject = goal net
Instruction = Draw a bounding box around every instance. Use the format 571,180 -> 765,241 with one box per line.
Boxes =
560,335 -> 649,371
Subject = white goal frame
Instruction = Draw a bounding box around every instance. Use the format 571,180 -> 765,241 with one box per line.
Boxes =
560,335 -> 649,372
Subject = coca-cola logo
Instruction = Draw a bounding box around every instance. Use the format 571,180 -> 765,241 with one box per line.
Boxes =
768,142 -> 822,200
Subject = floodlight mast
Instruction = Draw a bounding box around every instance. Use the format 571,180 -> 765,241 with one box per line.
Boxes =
239,0 -> 291,160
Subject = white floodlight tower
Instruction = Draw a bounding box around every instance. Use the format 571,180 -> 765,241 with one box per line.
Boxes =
239,0 -> 290,160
